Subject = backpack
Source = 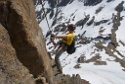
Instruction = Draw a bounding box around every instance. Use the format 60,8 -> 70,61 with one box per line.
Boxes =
66,39 -> 76,54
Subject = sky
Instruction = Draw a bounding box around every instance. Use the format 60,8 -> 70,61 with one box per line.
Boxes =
36,0 -> 125,84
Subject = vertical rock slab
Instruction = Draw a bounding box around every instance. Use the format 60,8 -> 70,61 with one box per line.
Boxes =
0,0 -> 54,84
0,24 -> 35,84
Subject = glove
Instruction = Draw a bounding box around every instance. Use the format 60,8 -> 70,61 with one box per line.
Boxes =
50,34 -> 56,41
51,34 -> 56,38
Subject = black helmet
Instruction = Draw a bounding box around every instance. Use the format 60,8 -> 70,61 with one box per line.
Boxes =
68,24 -> 76,31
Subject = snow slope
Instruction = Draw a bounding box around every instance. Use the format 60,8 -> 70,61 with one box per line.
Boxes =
35,0 -> 125,84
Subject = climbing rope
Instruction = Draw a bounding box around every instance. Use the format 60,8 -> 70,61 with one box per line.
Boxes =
41,0 -> 51,30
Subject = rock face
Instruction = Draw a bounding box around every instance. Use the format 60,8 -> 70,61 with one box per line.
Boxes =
0,24 -> 35,83
0,0 -> 54,84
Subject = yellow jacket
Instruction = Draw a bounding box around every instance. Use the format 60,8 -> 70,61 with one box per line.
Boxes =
62,32 -> 74,45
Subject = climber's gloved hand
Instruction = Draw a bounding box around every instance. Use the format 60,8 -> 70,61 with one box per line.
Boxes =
50,34 -> 56,40
51,34 -> 56,38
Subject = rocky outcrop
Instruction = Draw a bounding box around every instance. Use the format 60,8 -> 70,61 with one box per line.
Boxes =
56,74 -> 90,84
0,24 -> 35,84
0,0 -> 54,84
83,0 -> 103,6
111,1 -> 124,48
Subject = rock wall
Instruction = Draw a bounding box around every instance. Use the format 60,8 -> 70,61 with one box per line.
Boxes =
0,23 -> 35,83
0,0 -> 54,84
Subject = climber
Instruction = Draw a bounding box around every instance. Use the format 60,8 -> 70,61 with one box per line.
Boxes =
50,24 -> 76,73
